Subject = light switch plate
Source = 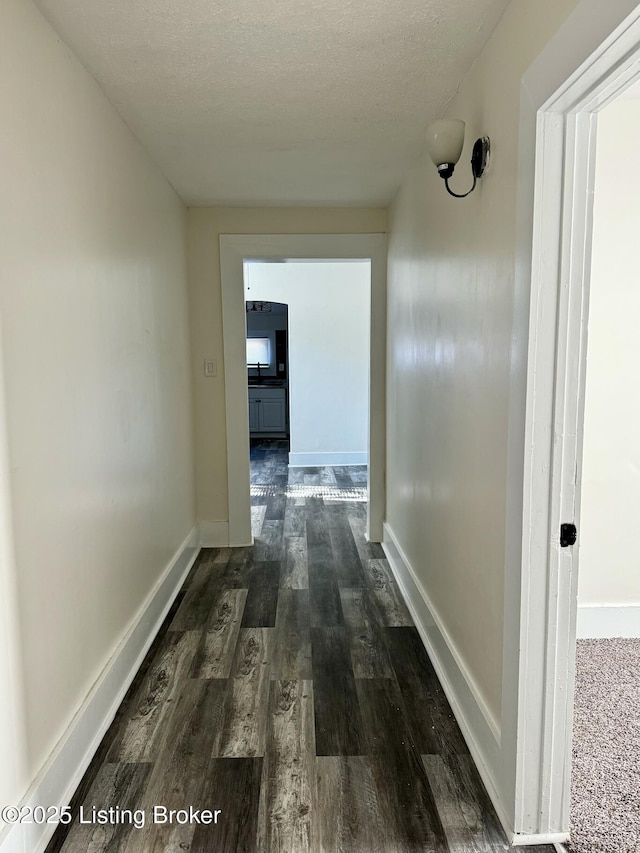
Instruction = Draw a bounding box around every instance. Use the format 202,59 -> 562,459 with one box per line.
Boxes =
204,359 -> 217,377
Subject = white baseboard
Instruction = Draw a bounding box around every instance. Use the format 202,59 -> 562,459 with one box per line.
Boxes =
199,520 -> 230,547
510,832 -> 570,846
577,604 -> 640,638
289,451 -> 368,467
0,526 -> 199,853
382,523 -> 511,838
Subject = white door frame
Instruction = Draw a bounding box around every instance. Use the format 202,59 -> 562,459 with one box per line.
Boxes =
513,2 -> 640,840
219,234 -> 386,547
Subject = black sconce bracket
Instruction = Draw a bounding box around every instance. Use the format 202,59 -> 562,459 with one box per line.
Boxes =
441,137 -> 491,198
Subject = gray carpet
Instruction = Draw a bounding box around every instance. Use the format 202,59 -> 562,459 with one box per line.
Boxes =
569,638 -> 640,853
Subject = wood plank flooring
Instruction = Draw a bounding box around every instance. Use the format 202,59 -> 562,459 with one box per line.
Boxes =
47,440 -> 557,853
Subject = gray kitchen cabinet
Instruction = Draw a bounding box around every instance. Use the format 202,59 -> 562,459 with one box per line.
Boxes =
248,398 -> 261,431
248,386 -> 287,434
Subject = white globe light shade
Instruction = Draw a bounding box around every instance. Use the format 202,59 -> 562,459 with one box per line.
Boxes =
425,119 -> 465,167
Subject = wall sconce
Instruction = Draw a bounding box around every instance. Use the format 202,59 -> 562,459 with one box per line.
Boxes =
425,119 -> 490,198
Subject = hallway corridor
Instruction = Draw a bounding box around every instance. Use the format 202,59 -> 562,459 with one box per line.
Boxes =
47,442 -> 554,852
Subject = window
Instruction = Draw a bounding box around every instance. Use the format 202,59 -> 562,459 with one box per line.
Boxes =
246,337 -> 271,367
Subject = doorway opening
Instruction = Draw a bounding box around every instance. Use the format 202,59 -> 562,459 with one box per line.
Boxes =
219,234 -> 386,549
565,80 -> 640,853
517,6 -> 640,845
245,298 -> 291,446
243,259 -> 371,551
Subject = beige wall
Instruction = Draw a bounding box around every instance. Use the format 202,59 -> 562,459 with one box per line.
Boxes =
578,96 -> 640,611
386,0 -> 579,728
0,0 -> 194,807
187,207 -> 386,524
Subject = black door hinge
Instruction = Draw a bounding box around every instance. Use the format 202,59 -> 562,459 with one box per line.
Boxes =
560,523 -> 577,547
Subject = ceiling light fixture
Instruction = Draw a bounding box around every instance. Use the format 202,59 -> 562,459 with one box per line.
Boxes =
425,119 -> 490,198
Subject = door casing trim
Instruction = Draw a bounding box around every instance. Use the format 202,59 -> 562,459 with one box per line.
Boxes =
219,233 -> 387,546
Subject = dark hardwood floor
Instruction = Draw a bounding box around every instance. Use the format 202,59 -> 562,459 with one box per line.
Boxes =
47,440 -> 556,852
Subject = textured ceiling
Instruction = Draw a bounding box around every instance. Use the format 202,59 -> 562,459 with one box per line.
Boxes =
34,0 -> 511,206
